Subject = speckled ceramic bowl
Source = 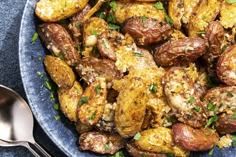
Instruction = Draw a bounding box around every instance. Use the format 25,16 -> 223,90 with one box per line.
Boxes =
18,0 -> 236,157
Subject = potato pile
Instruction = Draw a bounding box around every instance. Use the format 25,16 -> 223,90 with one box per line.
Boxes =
35,0 -> 236,156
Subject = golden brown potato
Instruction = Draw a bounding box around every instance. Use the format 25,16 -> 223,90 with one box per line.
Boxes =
172,123 -> 219,151
162,67 -> 207,128
168,0 -> 184,30
78,77 -> 107,125
216,113 -> 236,134
35,0 -> 89,22
187,0 -> 221,37
115,77 -> 147,137
217,45 -> 236,85
58,81 -> 83,122
44,55 -> 75,89
153,37 -> 207,67
122,17 -> 172,45
203,86 -> 236,116
220,1 -> 236,29
83,17 -> 108,52
134,127 -> 189,156
79,131 -> 125,154
75,57 -> 122,84
126,142 -> 167,157
182,0 -> 200,24
114,2 -> 166,24
37,23 -> 80,66
170,29 -> 186,40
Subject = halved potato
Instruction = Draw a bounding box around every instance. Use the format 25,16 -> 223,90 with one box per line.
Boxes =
35,0 -> 89,22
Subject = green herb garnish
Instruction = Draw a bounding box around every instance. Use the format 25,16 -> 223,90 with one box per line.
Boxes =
207,102 -> 215,111
104,144 -> 110,150
225,0 -> 236,4
53,104 -> 59,110
87,111 -> 97,120
165,15 -> 174,25
142,15 -> 147,24
95,85 -> 101,94
76,23 -> 81,28
134,52 -> 143,57
205,115 -> 218,128
188,97 -> 195,104
78,96 -> 88,106
133,132 -> 141,140
196,31 -> 206,35
192,106 -> 201,112
227,92 -> 234,97
208,148 -> 214,155
232,135 -> 236,147
154,2 -> 165,10
185,45 -> 194,51
109,1 -> 117,12
31,32 -> 38,43
149,83 -> 158,93
54,115 -> 60,121
109,24 -> 120,31
91,30 -> 99,37
230,113 -> 236,119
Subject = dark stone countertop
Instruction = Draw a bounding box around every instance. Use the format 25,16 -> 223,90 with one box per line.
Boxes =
0,0 -> 66,156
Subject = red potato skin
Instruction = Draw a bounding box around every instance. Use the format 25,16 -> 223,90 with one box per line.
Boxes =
79,131 -> 125,154
69,4 -> 91,46
37,23 -> 80,66
216,113 -> 236,134
97,30 -> 124,61
122,17 -> 172,46
217,45 -> 236,85
154,37 -> 207,67
172,123 -> 219,151
126,142 -> 167,157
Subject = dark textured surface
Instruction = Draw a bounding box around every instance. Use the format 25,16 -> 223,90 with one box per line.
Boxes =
0,0 -> 66,156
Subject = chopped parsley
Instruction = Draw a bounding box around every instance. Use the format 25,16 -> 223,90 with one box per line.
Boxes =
188,97 -> 195,104
76,23 -> 81,28
107,12 -> 116,23
78,96 -> 88,106
54,115 -> 60,121
109,23 -> 120,31
167,153 -> 175,157
165,15 -> 174,25
95,85 -> 101,94
192,106 -> 201,112
91,29 -> 99,37
142,15 -> 147,24
232,135 -> 236,147
225,0 -> 236,4
208,148 -> 214,156
205,115 -> 218,128
133,132 -> 141,140
87,111 -> 97,120
37,71 -> 44,78
58,52 -> 65,59
221,45 -> 227,52
53,103 -> 59,110
44,80 -> 52,91
207,102 -> 215,111
149,83 -> 158,93
196,31 -> 206,35
134,52 -> 143,57
104,144 -> 110,150
154,2 -> 165,10
230,113 -> 236,119
109,151 -> 125,157
31,32 -> 38,43
109,1 -> 117,12
96,11 -> 106,19
102,39 -> 109,48
227,92 -> 234,97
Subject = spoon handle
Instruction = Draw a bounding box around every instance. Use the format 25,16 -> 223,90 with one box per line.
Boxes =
28,142 -> 52,157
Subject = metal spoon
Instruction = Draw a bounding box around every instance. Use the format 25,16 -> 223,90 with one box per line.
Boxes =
0,85 -> 51,157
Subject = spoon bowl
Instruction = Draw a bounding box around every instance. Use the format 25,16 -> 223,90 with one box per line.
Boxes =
0,85 -> 51,157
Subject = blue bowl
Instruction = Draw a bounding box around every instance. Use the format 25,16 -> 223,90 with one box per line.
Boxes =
18,0 -> 236,156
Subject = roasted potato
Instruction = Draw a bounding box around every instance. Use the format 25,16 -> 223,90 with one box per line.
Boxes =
68,4 -> 91,46
172,123 -> 219,151
38,23 -> 80,66
58,81 -> 83,122
162,67 -> 207,128
187,0 -> 221,37
126,142 -> 167,157
79,131 -> 125,154
203,86 -> 236,116
75,121 -> 93,134
170,29 -> 186,41
78,77 -> 107,125
153,37 -> 207,67
114,2 -> 166,24
122,17 -> 172,46
83,17 -> 108,47
216,113 -> 236,134
115,77 -> 147,137
134,127 -> 189,156
217,45 -> 236,85
168,0 -> 184,30
44,55 -> 75,89
220,1 -> 236,29
97,30 -> 124,61
75,57 -> 122,84
182,0 -> 200,24
35,0 -> 89,22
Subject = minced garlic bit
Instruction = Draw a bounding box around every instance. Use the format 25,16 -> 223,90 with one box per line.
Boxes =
217,134 -> 232,148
